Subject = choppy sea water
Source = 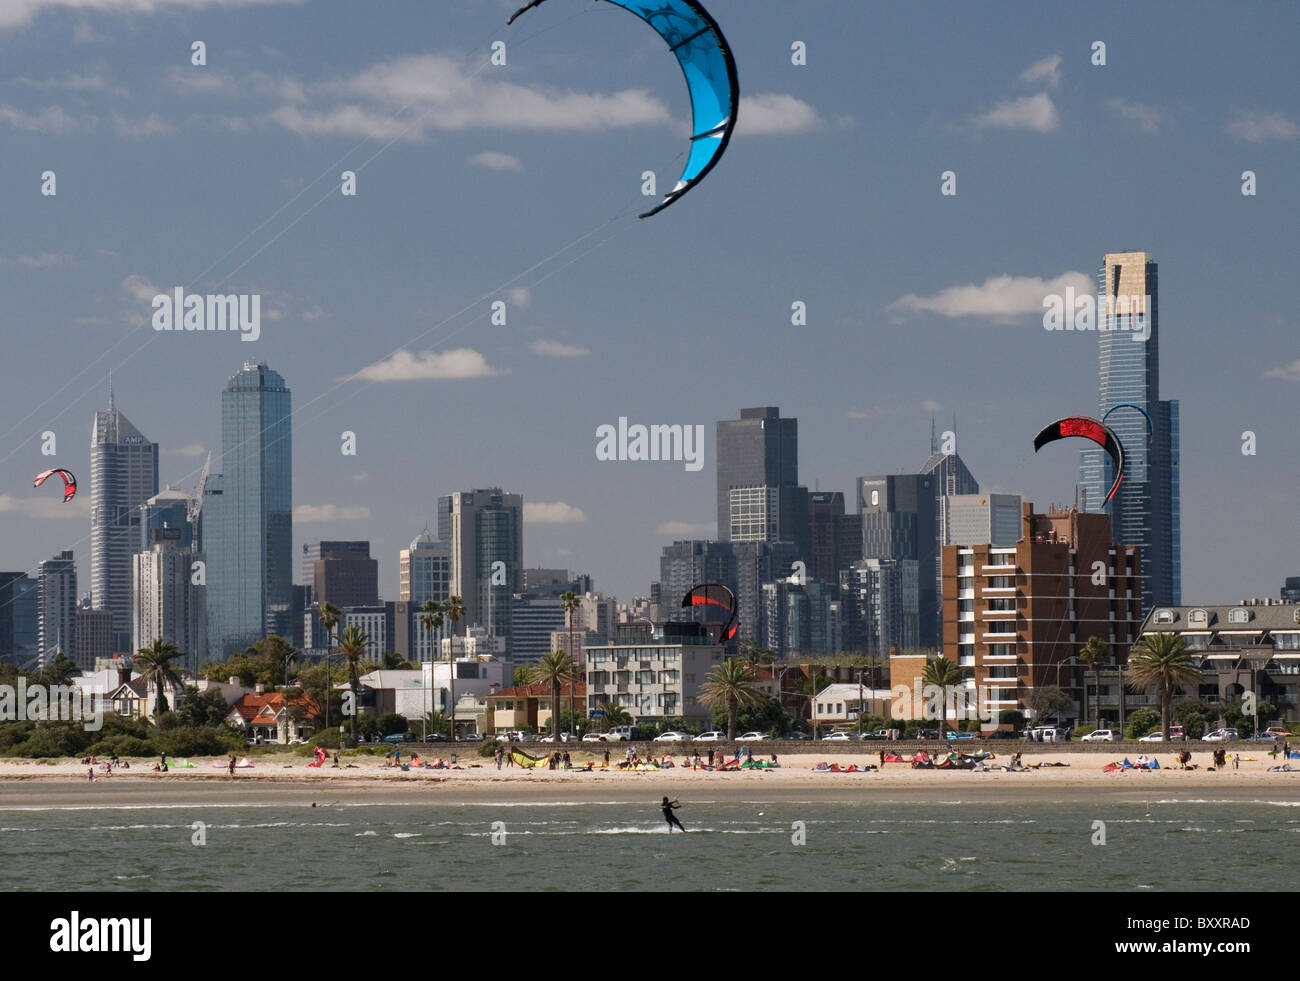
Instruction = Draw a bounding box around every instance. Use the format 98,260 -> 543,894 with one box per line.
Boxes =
2,799 -> 1299,891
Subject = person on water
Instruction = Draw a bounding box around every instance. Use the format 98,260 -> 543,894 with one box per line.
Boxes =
661,796 -> 686,833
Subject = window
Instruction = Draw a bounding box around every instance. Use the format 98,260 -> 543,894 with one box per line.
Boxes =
987,598 -> 1015,612
958,577 -> 974,591
1228,608 -> 1251,624
1188,608 -> 1208,625
959,600 -> 974,614
987,575 -> 1014,588
636,671 -> 653,685
1154,609 -> 1174,624
1274,633 -> 1300,651
987,643 -> 1015,657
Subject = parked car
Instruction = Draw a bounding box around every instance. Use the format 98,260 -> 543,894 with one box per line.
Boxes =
1202,728 -> 1239,742
1137,731 -> 1171,742
783,732 -> 813,740
944,730 -> 975,740
986,730 -> 1021,740
382,733 -> 417,744
538,732 -> 577,743
581,732 -> 607,743
736,732 -> 770,741
654,731 -> 690,742
459,733 -> 483,742
868,729 -> 902,740
1082,729 -> 1119,742
822,731 -> 857,741
604,725 -> 643,742
693,731 -> 726,742
913,729 -> 940,740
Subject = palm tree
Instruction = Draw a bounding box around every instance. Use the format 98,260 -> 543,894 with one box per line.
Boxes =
698,658 -> 762,741
1078,636 -> 1110,730
601,701 -> 631,729
418,600 -> 445,740
318,602 -> 341,730
561,591 -> 581,738
531,650 -> 575,741
442,595 -> 466,741
921,656 -> 969,737
1127,632 -> 1200,743
135,638 -> 185,717
337,624 -> 370,742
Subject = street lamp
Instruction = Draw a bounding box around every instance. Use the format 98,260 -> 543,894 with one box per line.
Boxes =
857,669 -> 864,738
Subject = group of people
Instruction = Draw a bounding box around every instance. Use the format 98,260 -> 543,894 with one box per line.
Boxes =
84,754 -> 130,780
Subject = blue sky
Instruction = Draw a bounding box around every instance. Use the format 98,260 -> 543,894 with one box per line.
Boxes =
1,0 -> 1296,609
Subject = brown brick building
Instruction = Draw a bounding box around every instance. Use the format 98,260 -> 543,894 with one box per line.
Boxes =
941,503 -> 1142,725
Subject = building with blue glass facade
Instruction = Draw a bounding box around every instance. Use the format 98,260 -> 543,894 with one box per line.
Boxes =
1079,251 -> 1180,613
207,362 -> 292,658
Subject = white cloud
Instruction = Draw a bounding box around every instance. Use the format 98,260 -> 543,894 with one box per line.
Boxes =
920,399 -> 944,413
348,347 -> 505,382
1226,110 -> 1298,142
165,66 -> 240,97
525,501 -> 587,524
0,0 -> 303,31
890,271 -> 1093,321
121,274 -> 160,304
1109,98 -> 1161,134
0,494 -> 88,519
737,93 -> 821,134
169,442 -> 206,457
19,72 -> 111,93
1264,358 -> 1300,382
294,504 -> 371,522
845,406 -> 899,422
469,151 -> 523,172
505,286 -> 531,308
0,103 -> 87,135
530,338 -> 589,358
267,54 -> 670,141
974,93 -> 1059,133
1019,54 -> 1062,89
656,520 -> 714,537
0,251 -> 76,268
111,110 -> 173,138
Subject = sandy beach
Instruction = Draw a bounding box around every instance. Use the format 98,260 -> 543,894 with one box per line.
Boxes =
3,749 -> 1298,806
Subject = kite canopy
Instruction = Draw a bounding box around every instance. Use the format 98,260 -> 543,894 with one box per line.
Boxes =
508,0 -> 738,218
33,468 -> 77,502
1033,416 -> 1125,504
681,582 -> 738,642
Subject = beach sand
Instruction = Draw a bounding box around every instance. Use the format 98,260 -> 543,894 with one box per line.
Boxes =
2,749 -> 1298,806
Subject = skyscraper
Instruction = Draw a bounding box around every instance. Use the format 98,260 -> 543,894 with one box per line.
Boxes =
37,550 -> 77,668
0,573 -> 38,666
133,530 -> 205,671
716,407 -> 807,555
1079,251 -> 1180,613
857,473 -> 937,649
90,394 -> 159,652
920,424 -> 979,637
207,362 -> 292,658
437,489 -> 523,651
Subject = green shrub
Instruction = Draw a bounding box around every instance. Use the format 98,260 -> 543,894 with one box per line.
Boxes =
85,735 -> 157,757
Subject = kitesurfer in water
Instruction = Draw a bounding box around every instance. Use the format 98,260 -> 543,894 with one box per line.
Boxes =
661,796 -> 686,833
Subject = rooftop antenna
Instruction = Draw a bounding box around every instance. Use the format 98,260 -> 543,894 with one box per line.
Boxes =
108,370 -> 114,413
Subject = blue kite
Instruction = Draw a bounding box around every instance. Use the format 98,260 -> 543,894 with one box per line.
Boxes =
508,0 -> 739,217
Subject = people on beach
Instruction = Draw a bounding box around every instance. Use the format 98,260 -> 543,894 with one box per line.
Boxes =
228,755 -> 236,775
495,747 -> 503,769
661,796 -> 686,833
87,767 -> 94,782
1233,753 -> 1240,770
333,753 -> 340,768
603,749 -> 610,767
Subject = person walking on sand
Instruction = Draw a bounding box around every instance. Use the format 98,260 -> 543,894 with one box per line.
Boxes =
228,754 -> 236,776
495,747 -> 503,770
1233,753 -> 1240,770
87,767 -> 94,782
661,796 -> 686,833
603,749 -> 610,767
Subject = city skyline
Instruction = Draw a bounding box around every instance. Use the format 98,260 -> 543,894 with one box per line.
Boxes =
1,1 -> 1296,622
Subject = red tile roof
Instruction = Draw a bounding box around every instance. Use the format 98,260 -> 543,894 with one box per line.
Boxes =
489,682 -> 586,699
